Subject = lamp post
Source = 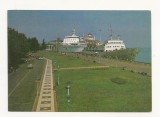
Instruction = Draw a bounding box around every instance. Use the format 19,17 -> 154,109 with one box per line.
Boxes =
66,81 -> 71,103
57,65 -> 60,85
35,76 -> 40,96
54,61 -> 56,65
54,61 -> 59,86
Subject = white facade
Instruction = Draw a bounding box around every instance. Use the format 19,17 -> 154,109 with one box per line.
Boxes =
104,39 -> 126,51
46,45 -> 54,51
63,27 -> 80,45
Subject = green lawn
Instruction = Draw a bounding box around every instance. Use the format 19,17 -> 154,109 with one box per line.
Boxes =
37,51 -> 102,68
37,51 -> 151,112
8,59 -> 46,111
55,68 -> 151,112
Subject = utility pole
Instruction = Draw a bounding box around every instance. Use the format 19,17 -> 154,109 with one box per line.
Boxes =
98,29 -> 102,42
109,24 -> 113,40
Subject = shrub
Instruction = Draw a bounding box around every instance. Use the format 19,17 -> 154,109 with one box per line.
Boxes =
141,72 -> 147,76
130,70 -> 135,73
93,60 -> 96,63
122,67 -> 127,70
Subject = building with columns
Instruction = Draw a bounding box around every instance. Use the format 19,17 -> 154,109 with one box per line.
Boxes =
46,39 -> 62,51
46,41 -> 54,51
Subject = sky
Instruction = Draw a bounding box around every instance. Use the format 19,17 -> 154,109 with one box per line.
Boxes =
8,10 -> 151,48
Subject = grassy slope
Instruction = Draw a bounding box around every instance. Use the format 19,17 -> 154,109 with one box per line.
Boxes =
66,53 -> 151,76
8,59 -> 46,111
38,51 -> 151,112
56,68 -> 151,112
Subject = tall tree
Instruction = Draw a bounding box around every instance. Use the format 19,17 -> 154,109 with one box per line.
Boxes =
8,28 -> 40,71
28,37 -> 40,52
8,28 -> 29,69
41,39 -> 46,50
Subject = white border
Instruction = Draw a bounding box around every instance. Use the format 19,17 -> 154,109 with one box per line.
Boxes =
0,0 -> 160,117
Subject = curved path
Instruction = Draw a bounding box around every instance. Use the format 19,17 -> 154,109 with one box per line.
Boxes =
36,59 -> 55,112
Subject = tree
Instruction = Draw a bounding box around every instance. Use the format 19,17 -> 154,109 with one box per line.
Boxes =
54,38 -> 62,51
28,37 -> 40,52
8,28 -> 40,72
41,39 -> 47,50
8,28 -> 29,69
101,48 -> 140,61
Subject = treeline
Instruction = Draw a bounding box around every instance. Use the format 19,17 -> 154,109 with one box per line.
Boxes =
101,48 -> 140,61
8,28 -> 46,71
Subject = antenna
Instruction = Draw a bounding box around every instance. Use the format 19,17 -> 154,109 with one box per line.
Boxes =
117,34 -> 120,40
108,24 -> 113,40
83,32 -> 84,37
72,24 -> 76,35
98,29 -> 102,42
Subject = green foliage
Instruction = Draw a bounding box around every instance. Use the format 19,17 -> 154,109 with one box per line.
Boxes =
8,28 -> 29,69
101,48 -> 140,61
86,43 -> 97,50
40,39 -> 47,50
55,38 -> 63,51
8,28 -> 40,71
27,37 -> 40,52
110,77 -> 127,84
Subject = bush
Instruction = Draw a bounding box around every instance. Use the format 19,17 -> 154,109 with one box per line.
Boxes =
141,72 -> 147,76
122,67 -> 127,70
130,70 -> 135,73
101,48 -> 140,61
93,60 -> 96,63
110,77 -> 127,85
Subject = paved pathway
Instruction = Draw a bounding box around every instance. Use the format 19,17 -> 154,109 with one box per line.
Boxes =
54,66 -> 109,70
36,59 -> 55,112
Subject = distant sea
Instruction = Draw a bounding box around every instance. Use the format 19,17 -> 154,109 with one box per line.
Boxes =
135,48 -> 151,64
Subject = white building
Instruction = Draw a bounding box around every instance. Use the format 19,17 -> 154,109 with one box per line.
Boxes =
46,41 -> 54,51
46,44 -> 54,51
63,27 -> 80,45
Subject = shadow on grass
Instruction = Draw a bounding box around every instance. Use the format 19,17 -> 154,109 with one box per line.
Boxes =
110,77 -> 127,85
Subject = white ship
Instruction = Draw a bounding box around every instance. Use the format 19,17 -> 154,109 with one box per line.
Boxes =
104,25 -> 126,51
62,27 -> 80,45
59,27 -> 87,52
